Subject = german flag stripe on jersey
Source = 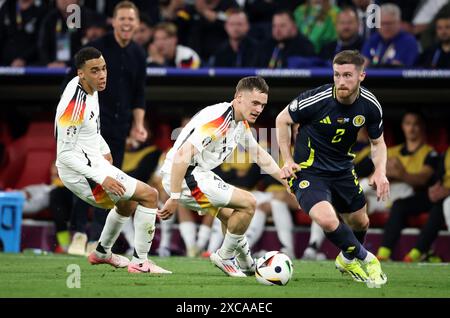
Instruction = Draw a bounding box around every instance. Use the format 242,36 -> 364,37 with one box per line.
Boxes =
199,106 -> 233,140
59,85 -> 87,127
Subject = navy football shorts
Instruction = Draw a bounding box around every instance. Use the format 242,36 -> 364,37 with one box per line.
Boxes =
290,169 -> 366,214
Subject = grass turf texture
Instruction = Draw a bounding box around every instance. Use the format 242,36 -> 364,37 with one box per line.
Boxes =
0,253 -> 449,298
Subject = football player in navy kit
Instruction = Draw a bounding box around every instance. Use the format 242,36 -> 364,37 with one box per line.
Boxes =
276,50 -> 389,287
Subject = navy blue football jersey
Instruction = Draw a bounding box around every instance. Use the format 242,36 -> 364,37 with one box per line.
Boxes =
288,84 -> 383,175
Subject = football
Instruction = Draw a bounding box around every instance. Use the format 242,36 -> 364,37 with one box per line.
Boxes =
255,251 -> 294,286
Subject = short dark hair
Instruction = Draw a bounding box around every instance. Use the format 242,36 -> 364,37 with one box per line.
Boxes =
333,50 -> 365,69
113,1 -> 139,18
74,47 -> 102,69
236,76 -> 269,94
403,108 -> 426,125
273,9 -> 296,23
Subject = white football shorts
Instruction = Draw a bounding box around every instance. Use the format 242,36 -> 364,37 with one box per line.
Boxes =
161,166 -> 235,216
58,162 -> 137,209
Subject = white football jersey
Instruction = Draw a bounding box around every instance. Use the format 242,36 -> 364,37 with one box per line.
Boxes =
161,102 -> 257,173
55,76 -> 111,185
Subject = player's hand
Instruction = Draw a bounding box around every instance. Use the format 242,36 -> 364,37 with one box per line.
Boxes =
280,162 -> 300,180
158,198 -> 178,220
130,123 -> 148,143
102,176 -> 126,197
368,170 -> 390,201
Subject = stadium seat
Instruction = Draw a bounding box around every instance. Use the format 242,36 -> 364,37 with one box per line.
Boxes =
369,211 -> 430,228
154,123 -> 173,151
13,122 -> 55,189
369,211 -> 390,228
0,192 -> 25,253
0,137 -> 28,189
427,125 -> 448,154
407,212 -> 429,228
294,209 -> 312,226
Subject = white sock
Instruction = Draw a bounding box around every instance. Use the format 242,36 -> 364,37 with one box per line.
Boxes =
309,221 -> 325,249
97,207 -> 129,257
271,199 -> 294,252
179,221 -> 197,251
236,235 -> 254,268
363,251 -> 376,263
340,251 -> 353,264
218,230 -> 242,259
196,224 -> 212,251
121,216 -> 135,250
245,209 -> 266,248
132,205 -> 156,264
207,218 -> 224,252
159,213 -> 175,250
443,196 -> 450,230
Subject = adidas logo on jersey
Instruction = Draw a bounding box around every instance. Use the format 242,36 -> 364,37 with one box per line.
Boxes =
319,116 -> 331,124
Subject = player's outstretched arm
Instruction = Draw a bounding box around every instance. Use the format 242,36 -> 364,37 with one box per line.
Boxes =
369,133 -> 390,201
253,143 -> 288,188
276,106 -> 300,179
158,141 -> 198,220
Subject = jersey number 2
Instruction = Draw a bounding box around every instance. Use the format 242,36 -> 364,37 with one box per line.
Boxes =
332,129 -> 345,143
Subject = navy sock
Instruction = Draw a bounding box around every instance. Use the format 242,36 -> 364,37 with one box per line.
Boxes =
325,223 -> 368,260
353,230 -> 367,245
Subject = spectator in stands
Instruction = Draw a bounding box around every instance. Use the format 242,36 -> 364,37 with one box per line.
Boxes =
256,10 -> 315,68
83,0 -> 160,26
68,1 -> 148,256
81,18 -> 108,46
158,0 -> 185,22
377,0 -> 422,32
185,0 -> 240,61
147,22 -> 201,68
0,0 -> 47,66
293,0 -> 341,53
417,2 -> 450,52
37,0 -> 96,67
209,8 -> 259,67
320,6 -> 364,63
403,146 -> 450,262
375,110 -> 439,261
410,0 -> 449,35
348,0 -> 376,41
363,111 -> 437,216
416,13 -> 450,69
362,3 -> 419,68
243,0 -> 304,42
157,0 -> 192,47
133,13 -> 154,50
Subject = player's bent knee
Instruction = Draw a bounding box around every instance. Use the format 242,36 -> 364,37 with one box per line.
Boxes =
134,182 -> 158,206
245,192 -> 257,212
314,214 -> 339,232
144,186 -> 159,204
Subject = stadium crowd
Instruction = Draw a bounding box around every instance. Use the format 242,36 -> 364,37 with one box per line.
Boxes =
1,0 -> 450,264
1,0 -> 450,68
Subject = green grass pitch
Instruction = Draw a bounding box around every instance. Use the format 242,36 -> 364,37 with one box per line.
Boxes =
0,253 -> 449,298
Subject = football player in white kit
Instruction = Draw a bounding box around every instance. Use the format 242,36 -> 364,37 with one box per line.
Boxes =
158,76 -> 288,277
55,47 -> 171,274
